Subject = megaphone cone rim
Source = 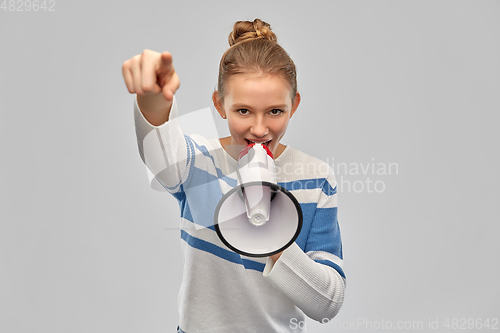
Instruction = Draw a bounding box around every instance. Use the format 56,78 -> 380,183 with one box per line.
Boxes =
214,181 -> 303,258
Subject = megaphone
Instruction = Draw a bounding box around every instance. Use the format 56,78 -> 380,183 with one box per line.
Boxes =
214,143 -> 303,257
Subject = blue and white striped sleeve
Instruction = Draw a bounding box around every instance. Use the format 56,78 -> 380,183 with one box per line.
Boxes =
263,171 -> 346,322
305,173 -> 345,279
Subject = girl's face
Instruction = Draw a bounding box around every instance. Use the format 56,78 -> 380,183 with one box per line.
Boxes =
213,73 -> 300,160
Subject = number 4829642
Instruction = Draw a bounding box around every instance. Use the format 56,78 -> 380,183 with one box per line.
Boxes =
443,318 -> 498,330
1,0 -> 56,11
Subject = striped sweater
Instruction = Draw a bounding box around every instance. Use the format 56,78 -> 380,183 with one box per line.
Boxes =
134,97 -> 346,333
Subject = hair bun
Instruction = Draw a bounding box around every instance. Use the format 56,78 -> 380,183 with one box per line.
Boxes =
228,19 -> 277,46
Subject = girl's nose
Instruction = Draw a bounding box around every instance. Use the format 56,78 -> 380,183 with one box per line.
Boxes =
249,119 -> 269,138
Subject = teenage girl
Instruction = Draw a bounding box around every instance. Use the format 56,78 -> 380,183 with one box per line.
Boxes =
122,19 -> 346,333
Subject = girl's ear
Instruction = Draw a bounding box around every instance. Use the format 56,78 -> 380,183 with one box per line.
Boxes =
290,92 -> 301,118
212,91 -> 226,118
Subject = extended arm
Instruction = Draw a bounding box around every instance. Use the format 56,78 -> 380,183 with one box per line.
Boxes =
123,50 -> 189,192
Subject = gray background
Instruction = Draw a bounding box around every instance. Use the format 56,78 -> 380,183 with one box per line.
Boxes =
1,1 -> 499,332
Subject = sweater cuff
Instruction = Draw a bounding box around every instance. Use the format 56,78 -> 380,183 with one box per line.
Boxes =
262,242 -> 309,279
262,242 -> 345,322
133,94 -> 183,192
134,94 -> 179,131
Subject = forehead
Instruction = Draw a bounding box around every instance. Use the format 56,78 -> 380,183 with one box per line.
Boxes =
224,73 -> 292,108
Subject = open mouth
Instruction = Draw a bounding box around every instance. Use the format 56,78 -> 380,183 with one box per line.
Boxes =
246,139 -> 271,147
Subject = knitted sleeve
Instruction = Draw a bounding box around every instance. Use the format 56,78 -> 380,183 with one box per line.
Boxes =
262,170 -> 346,322
133,96 -> 227,229
134,95 -> 193,193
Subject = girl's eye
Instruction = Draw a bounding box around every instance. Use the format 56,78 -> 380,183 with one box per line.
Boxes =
238,109 -> 250,115
270,109 -> 283,115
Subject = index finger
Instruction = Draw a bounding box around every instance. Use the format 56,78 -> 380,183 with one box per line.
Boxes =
155,52 -> 176,80
158,52 -> 173,71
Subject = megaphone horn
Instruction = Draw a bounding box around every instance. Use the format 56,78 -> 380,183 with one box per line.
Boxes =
214,143 -> 303,257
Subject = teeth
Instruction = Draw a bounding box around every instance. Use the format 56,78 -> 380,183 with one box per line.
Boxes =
248,140 -> 270,145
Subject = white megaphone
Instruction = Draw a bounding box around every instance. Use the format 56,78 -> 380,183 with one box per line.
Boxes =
214,143 -> 303,257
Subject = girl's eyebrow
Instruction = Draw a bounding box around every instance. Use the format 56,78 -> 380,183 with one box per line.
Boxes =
230,104 -> 251,109
230,103 -> 288,109
268,105 -> 288,109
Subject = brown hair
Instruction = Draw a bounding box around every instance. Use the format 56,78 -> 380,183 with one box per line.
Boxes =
217,19 -> 297,103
